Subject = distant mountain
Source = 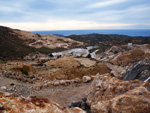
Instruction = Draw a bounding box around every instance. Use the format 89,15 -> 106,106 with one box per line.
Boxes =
67,34 -> 150,46
0,26 -> 83,60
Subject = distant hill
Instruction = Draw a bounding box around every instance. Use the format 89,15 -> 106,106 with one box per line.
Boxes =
1,26 -> 150,60
67,34 -> 150,46
0,26 -> 83,60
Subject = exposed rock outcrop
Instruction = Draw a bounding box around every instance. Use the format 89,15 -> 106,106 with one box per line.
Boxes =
0,91 -> 85,113
96,45 -> 134,62
86,74 -> 150,113
122,58 -> 150,81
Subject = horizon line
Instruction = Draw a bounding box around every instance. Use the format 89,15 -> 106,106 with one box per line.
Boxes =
30,29 -> 150,32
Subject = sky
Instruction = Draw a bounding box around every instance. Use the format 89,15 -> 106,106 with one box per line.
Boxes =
0,0 -> 150,31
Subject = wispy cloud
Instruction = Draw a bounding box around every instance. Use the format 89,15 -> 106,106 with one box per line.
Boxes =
87,0 -> 128,8
0,0 -> 149,30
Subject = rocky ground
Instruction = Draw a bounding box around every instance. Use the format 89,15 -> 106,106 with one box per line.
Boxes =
1,26 -> 150,112
87,73 -> 150,113
0,75 -> 91,107
0,36 -> 150,112
0,91 -> 86,113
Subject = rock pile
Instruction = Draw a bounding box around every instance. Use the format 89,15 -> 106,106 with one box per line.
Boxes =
1,71 -> 40,83
32,78 -> 82,90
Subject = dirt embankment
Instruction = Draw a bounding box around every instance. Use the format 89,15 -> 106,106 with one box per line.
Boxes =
44,57 -> 110,80
0,57 -> 110,82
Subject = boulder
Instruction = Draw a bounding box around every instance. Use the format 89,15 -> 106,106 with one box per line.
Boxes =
87,74 -> 150,113
91,87 -> 150,113
74,78 -> 81,83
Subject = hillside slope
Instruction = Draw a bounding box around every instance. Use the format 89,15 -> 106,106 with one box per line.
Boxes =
0,26 -> 83,60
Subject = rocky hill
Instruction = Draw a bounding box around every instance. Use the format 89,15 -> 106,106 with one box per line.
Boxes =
0,26 -> 83,60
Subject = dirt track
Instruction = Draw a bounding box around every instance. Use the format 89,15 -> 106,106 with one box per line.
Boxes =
0,75 -> 91,107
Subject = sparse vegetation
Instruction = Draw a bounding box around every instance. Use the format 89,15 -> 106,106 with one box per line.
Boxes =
67,34 -> 150,46
21,68 -> 28,75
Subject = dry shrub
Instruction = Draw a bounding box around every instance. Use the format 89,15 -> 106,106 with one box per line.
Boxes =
10,65 -> 31,73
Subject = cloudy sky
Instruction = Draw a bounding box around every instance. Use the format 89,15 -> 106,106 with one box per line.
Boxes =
0,0 -> 150,30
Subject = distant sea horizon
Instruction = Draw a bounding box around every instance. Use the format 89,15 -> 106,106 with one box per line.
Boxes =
31,29 -> 150,37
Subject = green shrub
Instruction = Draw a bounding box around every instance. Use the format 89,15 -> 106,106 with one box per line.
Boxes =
21,68 -> 28,75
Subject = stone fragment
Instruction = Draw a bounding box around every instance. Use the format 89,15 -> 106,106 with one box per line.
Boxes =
74,78 -> 81,83
82,76 -> 91,83
53,81 -> 60,86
